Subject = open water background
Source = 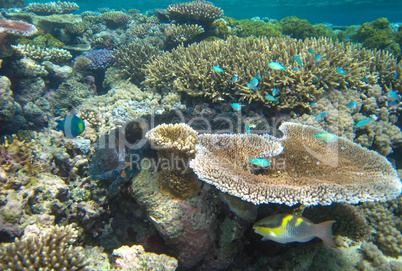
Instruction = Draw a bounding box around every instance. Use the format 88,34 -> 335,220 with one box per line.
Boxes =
27,0 -> 402,25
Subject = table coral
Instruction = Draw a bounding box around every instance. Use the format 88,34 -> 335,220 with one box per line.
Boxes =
190,122 -> 401,206
25,1 -> 79,15
167,0 -> 223,27
12,43 -> 72,62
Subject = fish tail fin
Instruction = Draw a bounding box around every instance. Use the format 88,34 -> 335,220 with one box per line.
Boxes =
55,119 -> 64,130
315,220 -> 337,248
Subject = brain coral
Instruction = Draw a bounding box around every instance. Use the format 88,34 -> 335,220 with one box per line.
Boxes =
189,122 -> 401,206
143,36 -> 401,111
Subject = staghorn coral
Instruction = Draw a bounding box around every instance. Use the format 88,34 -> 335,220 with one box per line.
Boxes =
167,0 -> 223,26
189,122 -> 402,206
0,224 -> 89,270
12,43 -> 72,62
143,36 -> 402,110
25,1 -> 79,15
113,42 -> 159,84
146,123 -> 200,198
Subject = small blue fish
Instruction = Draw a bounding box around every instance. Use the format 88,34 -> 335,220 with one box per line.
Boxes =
231,74 -> 239,83
293,55 -> 303,67
292,67 -> 300,71
230,103 -> 242,111
56,115 -> 85,139
54,108 -> 67,114
265,95 -> 279,102
268,62 -> 286,71
393,73 -> 399,79
314,132 -> 337,143
347,101 -> 358,110
363,76 -> 369,82
316,112 -> 328,120
247,83 -> 259,90
256,73 -> 262,80
317,76 -> 322,82
308,48 -> 316,54
315,54 -> 322,62
310,102 -> 316,108
336,68 -> 347,75
272,88 -> 280,96
212,66 -> 224,73
387,91 -> 401,102
246,124 -> 251,133
266,71 -> 270,76
250,78 -> 259,87
250,158 -> 271,167
355,118 -> 373,127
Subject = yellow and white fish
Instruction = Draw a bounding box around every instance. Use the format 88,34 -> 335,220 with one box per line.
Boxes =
253,214 -> 336,247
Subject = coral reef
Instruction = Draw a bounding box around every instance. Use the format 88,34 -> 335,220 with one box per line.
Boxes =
0,76 -> 17,122
164,23 -> 205,46
25,1 -> 79,15
113,42 -> 160,84
356,18 -> 401,57
112,244 -> 178,270
146,123 -> 200,198
0,19 -> 37,36
77,49 -> 114,70
101,11 -> 131,28
167,0 -> 223,27
0,224 -> 89,270
12,43 -> 72,62
190,122 -> 401,206
143,36 -> 401,110
359,195 -> 402,257
130,169 -> 218,268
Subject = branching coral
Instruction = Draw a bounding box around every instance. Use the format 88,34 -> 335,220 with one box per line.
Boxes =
167,0 -> 223,26
143,36 -> 401,111
12,43 -> 72,62
101,11 -> 131,28
189,122 -> 401,206
0,224 -> 89,270
164,23 -> 205,45
113,42 -> 159,84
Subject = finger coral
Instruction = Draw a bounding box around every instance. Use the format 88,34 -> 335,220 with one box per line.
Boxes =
143,36 -> 402,111
189,122 -> 401,206
0,224 -> 89,270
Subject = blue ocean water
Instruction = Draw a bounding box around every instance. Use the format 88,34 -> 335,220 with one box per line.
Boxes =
28,0 -> 402,25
